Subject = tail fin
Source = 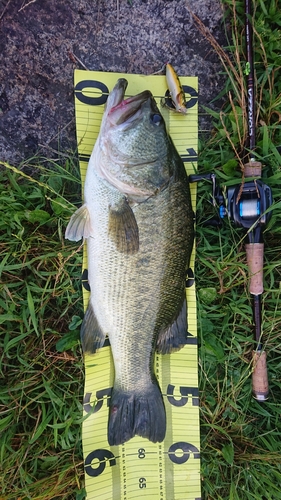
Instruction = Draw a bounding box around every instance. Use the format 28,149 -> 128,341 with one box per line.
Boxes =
108,384 -> 166,446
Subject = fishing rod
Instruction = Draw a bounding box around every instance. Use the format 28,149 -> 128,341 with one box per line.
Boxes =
241,0 -> 272,400
190,0 -> 272,400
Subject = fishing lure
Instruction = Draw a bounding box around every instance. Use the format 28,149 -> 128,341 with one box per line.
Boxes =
165,63 -> 187,114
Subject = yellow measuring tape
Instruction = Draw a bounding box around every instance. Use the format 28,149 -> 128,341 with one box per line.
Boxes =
74,70 -> 200,500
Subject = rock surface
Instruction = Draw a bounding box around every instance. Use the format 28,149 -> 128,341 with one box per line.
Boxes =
0,0 -> 226,165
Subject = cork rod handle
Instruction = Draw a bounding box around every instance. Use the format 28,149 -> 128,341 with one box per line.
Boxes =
245,243 -> 264,295
252,350 -> 268,401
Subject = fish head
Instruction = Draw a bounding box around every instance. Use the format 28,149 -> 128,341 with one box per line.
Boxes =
105,80 -> 169,163
98,79 -> 173,199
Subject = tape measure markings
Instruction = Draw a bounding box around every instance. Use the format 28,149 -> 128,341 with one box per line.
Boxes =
74,69 -> 201,500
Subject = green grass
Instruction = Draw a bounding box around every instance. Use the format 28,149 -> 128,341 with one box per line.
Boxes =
196,199 -> 281,499
196,0 -> 281,498
0,160 -> 86,499
1,0 -> 281,498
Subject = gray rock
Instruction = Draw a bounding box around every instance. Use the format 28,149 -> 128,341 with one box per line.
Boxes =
0,0 -> 226,165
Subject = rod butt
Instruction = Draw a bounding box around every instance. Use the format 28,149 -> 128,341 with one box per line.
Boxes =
252,350 -> 268,401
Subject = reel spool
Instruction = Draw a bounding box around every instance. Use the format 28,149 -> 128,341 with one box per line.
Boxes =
226,180 -> 272,230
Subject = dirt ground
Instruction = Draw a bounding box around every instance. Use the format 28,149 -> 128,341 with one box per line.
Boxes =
0,0 -> 226,165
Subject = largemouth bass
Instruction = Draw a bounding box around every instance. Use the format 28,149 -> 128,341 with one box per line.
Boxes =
65,78 -> 194,446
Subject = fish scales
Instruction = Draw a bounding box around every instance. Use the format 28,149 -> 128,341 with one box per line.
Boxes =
87,173 -> 191,389
65,78 -> 194,446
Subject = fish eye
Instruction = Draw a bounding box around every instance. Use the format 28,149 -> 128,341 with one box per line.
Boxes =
150,113 -> 162,125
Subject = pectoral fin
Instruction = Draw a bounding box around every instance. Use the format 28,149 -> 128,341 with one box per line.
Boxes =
81,302 -> 106,353
156,296 -> 188,354
65,204 -> 92,241
108,198 -> 139,254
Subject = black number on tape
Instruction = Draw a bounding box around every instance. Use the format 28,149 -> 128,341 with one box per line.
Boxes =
167,385 -> 199,407
85,449 -> 116,477
83,388 -> 112,413
181,148 -> 198,163
138,448 -> 146,459
75,80 -> 109,106
182,85 -> 198,109
139,477 -> 147,489
185,267 -> 195,288
168,442 -> 200,464
81,269 -> 91,291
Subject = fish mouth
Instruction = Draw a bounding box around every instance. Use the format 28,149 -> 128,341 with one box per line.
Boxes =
108,80 -> 152,126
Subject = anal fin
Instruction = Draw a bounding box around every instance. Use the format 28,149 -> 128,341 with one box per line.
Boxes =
81,302 -> 106,353
156,296 -> 188,354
